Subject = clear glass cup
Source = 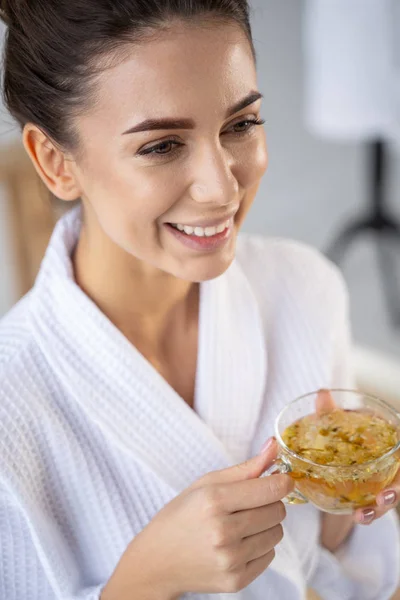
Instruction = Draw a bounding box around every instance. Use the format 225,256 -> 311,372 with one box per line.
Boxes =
264,389 -> 400,514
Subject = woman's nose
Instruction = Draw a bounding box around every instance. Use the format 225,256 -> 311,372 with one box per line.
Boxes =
189,147 -> 239,206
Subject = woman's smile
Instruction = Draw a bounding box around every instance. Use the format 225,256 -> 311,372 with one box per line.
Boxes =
165,215 -> 234,252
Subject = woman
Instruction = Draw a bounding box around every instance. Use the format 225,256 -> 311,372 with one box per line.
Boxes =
0,1 -> 399,599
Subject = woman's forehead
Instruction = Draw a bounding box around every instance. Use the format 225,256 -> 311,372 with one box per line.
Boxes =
89,22 -> 257,124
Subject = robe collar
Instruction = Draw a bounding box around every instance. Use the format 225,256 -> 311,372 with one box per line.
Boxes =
31,208 -> 267,490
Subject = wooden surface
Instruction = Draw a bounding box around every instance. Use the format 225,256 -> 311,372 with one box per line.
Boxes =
0,142 -> 68,297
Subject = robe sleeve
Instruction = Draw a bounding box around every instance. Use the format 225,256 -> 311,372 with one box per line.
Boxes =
308,268 -> 400,599
0,487 -> 104,600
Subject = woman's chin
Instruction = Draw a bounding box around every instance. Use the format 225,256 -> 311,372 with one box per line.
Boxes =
173,249 -> 236,283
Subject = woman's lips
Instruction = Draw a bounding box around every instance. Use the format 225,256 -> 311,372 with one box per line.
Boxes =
165,218 -> 233,252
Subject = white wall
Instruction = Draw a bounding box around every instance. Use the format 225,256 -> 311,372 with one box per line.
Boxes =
246,0 -> 400,356
247,0 -> 364,244
1,3 -> 400,356
248,0 -> 400,244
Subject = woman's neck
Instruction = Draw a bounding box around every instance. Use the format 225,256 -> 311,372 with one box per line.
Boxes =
73,219 -> 199,353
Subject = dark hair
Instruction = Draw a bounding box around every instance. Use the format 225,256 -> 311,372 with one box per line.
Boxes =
0,0 -> 254,151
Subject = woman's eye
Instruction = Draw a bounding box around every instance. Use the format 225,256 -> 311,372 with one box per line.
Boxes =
138,140 -> 182,156
229,118 -> 265,134
136,118 -> 265,159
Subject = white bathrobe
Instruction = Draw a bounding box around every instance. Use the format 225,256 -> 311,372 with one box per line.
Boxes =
0,209 -> 398,600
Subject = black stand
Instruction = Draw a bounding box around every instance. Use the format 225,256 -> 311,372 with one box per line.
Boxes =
326,139 -> 400,325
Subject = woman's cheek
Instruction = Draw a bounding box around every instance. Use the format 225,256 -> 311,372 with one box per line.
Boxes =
234,136 -> 268,188
249,135 -> 268,181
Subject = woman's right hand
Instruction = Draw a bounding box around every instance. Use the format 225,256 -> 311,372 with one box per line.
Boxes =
102,438 -> 293,600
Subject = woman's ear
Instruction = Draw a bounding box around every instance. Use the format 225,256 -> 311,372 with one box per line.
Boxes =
22,124 -> 82,201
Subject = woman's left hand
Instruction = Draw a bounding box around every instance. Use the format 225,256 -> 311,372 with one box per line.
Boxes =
321,476 -> 399,553
354,471 -> 399,526
316,390 -> 399,527
316,390 -> 399,551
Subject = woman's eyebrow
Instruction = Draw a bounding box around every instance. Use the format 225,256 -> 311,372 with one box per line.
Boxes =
225,90 -> 263,118
121,90 -> 263,136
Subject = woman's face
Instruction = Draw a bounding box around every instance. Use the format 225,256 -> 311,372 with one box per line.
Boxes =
72,21 -> 268,282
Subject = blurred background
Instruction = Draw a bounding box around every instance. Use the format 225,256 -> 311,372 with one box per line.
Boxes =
1,0 -> 400,397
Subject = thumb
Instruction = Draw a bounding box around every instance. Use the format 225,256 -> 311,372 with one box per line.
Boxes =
194,438 -> 278,488
316,388 -> 337,415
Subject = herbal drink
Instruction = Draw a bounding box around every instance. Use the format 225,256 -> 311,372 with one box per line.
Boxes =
266,390 -> 400,514
282,408 -> 399,511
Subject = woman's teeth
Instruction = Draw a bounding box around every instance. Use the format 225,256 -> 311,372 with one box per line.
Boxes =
171,220 -> 230,237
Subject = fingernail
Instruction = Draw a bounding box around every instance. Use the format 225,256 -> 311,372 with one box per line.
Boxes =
360,509 -> 375,524
260,437 -> 275,455
381,490 -> 397,506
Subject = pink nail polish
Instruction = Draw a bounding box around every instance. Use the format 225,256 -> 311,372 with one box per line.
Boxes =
361,509 -> 375,524
260,437 -> 275,455
382,490 -> 397,506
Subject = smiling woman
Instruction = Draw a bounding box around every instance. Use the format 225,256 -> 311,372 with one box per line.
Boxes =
0,1 -> 399,600
18,15 -> 267,288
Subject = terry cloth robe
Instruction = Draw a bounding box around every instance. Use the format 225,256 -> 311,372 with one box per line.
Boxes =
0,208 -> 399,600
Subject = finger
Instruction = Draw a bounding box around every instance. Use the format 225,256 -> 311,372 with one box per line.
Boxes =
316,388 -> 336,415
241,524 -> 284,563
242,549 -> 276,588
376,490 -> 398,509
192,438 -> 278,489
354,504 -> 390,524
354,474 -> 400,524
220,474 -> 294,513
376,477 -> 400,509
228,501 -> 286,539
354,497 -> 398,525
354,506 -> 378,525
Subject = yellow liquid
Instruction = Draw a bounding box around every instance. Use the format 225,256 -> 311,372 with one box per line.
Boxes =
281,409 -> 399,511
282,409 -> 397,466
